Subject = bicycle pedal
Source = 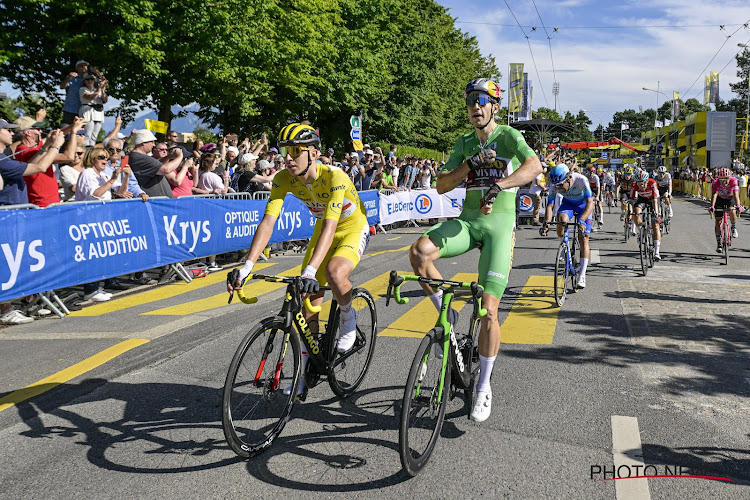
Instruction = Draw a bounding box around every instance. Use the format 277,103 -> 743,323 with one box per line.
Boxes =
296,388 -> 309,402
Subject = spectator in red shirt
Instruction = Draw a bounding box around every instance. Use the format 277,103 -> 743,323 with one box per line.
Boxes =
14,116 -> 86,207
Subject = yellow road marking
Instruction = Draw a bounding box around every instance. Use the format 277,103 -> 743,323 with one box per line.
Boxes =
379,273 -> 478,338
0,339 -> 149,413
500,275 -> 559,344
387,236 -> 402,241
69,263 -> 276,317
367,245 -> 411,257
144,264 -> 300,316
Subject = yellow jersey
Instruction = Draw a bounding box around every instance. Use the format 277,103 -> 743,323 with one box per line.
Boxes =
265,164 -> 367,231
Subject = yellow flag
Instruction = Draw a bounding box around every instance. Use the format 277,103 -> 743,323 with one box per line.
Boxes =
144,118 -> 168,134
509,63 -> 524,113
352,140 -> 363,151
709,71 -> 719,104
704,75 -> 710,106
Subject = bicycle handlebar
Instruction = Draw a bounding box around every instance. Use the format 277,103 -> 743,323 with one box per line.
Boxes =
233,273 -> 328,314
386,270 -> 487,317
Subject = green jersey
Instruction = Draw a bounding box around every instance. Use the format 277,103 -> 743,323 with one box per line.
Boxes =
444,125 -> 537,213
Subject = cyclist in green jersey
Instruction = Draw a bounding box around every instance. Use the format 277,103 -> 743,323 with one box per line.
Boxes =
409,78 -> 543,422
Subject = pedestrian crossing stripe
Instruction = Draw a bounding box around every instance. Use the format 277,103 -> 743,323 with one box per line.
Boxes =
143,263 -> 298,316
68,263 -> 277,317
499,275 -> 559,344
379,273 -> 479,338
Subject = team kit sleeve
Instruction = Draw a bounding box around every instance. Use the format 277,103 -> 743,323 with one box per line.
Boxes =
264,171 -> 289,219
443,135 -> 467,172
503,127 -> 537,161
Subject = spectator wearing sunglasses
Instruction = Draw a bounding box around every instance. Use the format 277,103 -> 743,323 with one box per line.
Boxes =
103,137 -> 148,201
129,129 -> 183,198
58,142 -> 86,201
75,147 -> 129,202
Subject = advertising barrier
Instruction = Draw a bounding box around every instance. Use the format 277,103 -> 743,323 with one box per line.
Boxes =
378,188 -> 465,225
0,195 -> 328,302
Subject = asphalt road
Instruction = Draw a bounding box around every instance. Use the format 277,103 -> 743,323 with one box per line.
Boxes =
0,194 -> 748,500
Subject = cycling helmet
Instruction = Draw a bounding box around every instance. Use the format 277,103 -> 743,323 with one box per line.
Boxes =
597,167 -> 603,173
623,166 -> 634,175
464,78 -> 501,103
277,123 -> 321,147
549,163 -> 570,184
635,169 -> 649,182
717,167 -> 731,178
587,166 -> 596,172
657,166 -> 667,173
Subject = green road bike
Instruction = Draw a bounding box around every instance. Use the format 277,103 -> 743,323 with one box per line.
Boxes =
386,271 -> 487,476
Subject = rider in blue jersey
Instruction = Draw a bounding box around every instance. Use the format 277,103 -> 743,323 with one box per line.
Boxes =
539,163 -> 594,288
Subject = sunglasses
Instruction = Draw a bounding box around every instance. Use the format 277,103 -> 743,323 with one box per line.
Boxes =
75,151 -> 85,156
107,147 -> 123,153
154,147 -> 168,152
719,177 -> 730,183
465,93 -> 492,107
555,177 -> 570,189
281,146 -> 311,158
95,154 -> 108,160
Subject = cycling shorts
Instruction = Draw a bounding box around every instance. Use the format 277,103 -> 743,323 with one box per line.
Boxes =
558,198 -> 593,235
633,196 -> 656,214
423,210 -> 515,299
604,184 -> 614,192
302,220 -> 370,285
657,186 -> 671,197
715,197 -> 737,215
619,189 -> 631,201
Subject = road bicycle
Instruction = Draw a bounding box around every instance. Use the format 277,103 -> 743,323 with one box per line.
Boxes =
593,201 -> 602,231
623,204 -> 633,243
636,204 -> 657,276
548,216 -> 583,307
222,273 -> 377,458
386,271 -> 486,476
659,194 -> 671,235
605,188 -> 615,213
710,206 -> 740,265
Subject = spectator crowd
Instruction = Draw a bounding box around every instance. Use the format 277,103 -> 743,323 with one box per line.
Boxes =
0,60 -> 451,324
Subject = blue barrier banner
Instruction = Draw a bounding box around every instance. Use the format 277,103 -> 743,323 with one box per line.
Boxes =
358,190 -> 380,226
0,194 -> 325,302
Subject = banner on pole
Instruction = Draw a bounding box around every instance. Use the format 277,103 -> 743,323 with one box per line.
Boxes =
508,63 -> 524,113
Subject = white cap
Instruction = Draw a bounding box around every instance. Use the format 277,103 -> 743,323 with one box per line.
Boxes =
364,149 -> 374,155
237,152 -> 259,165
132,129 -> 158,146
226,146 -> 239,155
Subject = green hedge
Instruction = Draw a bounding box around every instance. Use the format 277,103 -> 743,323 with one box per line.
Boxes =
371,142 -> 447,161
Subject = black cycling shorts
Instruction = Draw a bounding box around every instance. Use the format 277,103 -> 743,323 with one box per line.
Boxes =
715,197 -> 736,215
657,186 -> 671,197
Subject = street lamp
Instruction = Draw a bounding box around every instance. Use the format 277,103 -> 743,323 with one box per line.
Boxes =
583,109 -> 604,141
642,81 -> 670,123
740,44 -> 750,157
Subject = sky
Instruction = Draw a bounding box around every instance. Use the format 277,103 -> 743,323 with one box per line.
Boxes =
435,0 -> 750,127
2,0 -> 749,135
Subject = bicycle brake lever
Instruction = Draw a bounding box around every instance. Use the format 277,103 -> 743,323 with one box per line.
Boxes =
386,283 -> 392,306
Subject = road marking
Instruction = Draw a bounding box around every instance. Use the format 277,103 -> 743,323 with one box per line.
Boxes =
379,273 -> 477,338
590,248 -> 601,265
500,275 -> 560,344
611,416 -> 651,500
69,263 -> 276,317
366,245 -> 411,257
0,339 -> 149,413
144,263 -> 298,316
387,236 -> 402,241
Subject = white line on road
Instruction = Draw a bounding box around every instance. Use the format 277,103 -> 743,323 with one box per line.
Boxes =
611,415 -> 651,500
590,248 -> 601,265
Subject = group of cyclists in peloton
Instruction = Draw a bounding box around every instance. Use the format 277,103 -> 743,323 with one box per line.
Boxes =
224,76 -> 743,426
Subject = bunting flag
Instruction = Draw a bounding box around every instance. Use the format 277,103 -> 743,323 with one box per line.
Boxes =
664,119 -> 672,126
621,123 -> 629,131
144,118 -> 169,134
508,63 -> 524,113
672,91 -> 680,118
351,140 -> 363,151
655,120 -> 664,128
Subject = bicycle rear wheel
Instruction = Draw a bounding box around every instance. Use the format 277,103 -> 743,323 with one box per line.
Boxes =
399,327 -> 449,477
647,228 -> 655,268
223,318 -> 301,459
329,288 -> 377,398
624,217 -> 630,243
570,228 -> 581,292
638,226 -> 648,276
554,242 -> 569,306
463,313 -> 481,418
723,221 -> 730,265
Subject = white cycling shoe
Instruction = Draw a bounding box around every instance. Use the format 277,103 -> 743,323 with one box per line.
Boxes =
668,207 -> 673,218
732,228 -> 738,239
470,390 -> 492,422
283,379 -> 306,397
337,308 -> 357,353
576,274 -> 586,289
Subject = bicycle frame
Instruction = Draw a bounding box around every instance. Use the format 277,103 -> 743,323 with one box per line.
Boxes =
387,272 -> 486,406
551,214 -> 582,277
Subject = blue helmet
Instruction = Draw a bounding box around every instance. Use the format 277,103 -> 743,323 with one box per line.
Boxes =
635,169 -> 649,182
549,163 -> 570,184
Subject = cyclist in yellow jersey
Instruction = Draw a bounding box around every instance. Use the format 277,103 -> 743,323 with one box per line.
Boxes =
228,123 -> 369,395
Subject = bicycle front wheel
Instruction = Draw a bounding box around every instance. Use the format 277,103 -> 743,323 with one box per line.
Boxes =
222,318 -> 301,459
554,242 -> 569,307
399,328 -> 450,477
638,226 -> 648,276
329,288 -> 377,398
723,223 -> 730,265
